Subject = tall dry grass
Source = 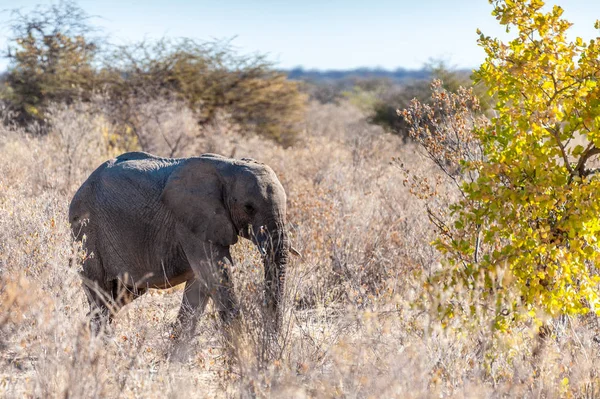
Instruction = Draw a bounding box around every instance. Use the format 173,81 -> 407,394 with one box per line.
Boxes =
1,99 -> 600,398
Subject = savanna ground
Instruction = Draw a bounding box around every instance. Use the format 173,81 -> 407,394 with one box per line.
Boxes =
2,99 -> 600,398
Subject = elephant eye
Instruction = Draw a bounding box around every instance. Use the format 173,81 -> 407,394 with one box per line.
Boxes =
244,203 -> 255,215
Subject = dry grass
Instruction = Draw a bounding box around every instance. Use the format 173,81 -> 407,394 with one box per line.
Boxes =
2,99 -> 600,398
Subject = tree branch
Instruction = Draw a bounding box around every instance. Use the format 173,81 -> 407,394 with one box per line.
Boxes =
546,123 -> 574,175
577,146 -> 600,177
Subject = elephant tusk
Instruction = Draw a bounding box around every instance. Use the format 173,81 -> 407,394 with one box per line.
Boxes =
290,246 -> 302,258
258,245 -> 267,256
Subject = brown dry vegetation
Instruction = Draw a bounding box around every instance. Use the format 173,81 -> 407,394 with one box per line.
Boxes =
2,99 -> 600,398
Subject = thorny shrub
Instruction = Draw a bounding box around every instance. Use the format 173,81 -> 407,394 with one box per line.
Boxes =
399,80 -> 498,327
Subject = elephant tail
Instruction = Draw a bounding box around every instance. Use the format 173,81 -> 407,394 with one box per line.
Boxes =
68,187 -> 91,241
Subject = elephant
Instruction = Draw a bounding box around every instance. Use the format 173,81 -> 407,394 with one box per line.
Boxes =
69,151 -> 290,336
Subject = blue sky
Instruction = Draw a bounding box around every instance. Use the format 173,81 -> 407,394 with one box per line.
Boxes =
0,0 -> 599,71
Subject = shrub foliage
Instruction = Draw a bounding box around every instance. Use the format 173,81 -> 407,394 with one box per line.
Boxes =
405,0 -> 600,329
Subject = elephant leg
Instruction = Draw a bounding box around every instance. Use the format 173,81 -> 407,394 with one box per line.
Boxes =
83,282 -> 112,335
212,252 -> 239,324
178,235 -> 239,322
211,250 -> 243,359
80,254 -> 112,335
173,278 -> 210,339
168,278 -> 211,361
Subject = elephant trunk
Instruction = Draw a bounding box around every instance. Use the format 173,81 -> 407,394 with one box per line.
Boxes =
260,222 -> 289,328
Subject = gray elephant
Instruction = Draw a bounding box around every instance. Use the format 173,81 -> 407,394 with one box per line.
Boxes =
69,151 -> 290,335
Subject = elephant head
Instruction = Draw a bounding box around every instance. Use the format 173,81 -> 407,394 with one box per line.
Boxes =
161,154 -> 289,325
227,158 -> 289,326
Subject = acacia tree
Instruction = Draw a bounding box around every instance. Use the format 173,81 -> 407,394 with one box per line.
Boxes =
101,39 -> 306,145
4,0 -> 100,124
403,0 -> 600,329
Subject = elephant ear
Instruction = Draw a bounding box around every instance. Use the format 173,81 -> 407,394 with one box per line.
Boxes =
160,159 -> 238,247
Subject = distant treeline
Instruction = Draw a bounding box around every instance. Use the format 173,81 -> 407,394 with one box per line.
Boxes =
285,64 -> 487,140
284,67 -> 471,84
